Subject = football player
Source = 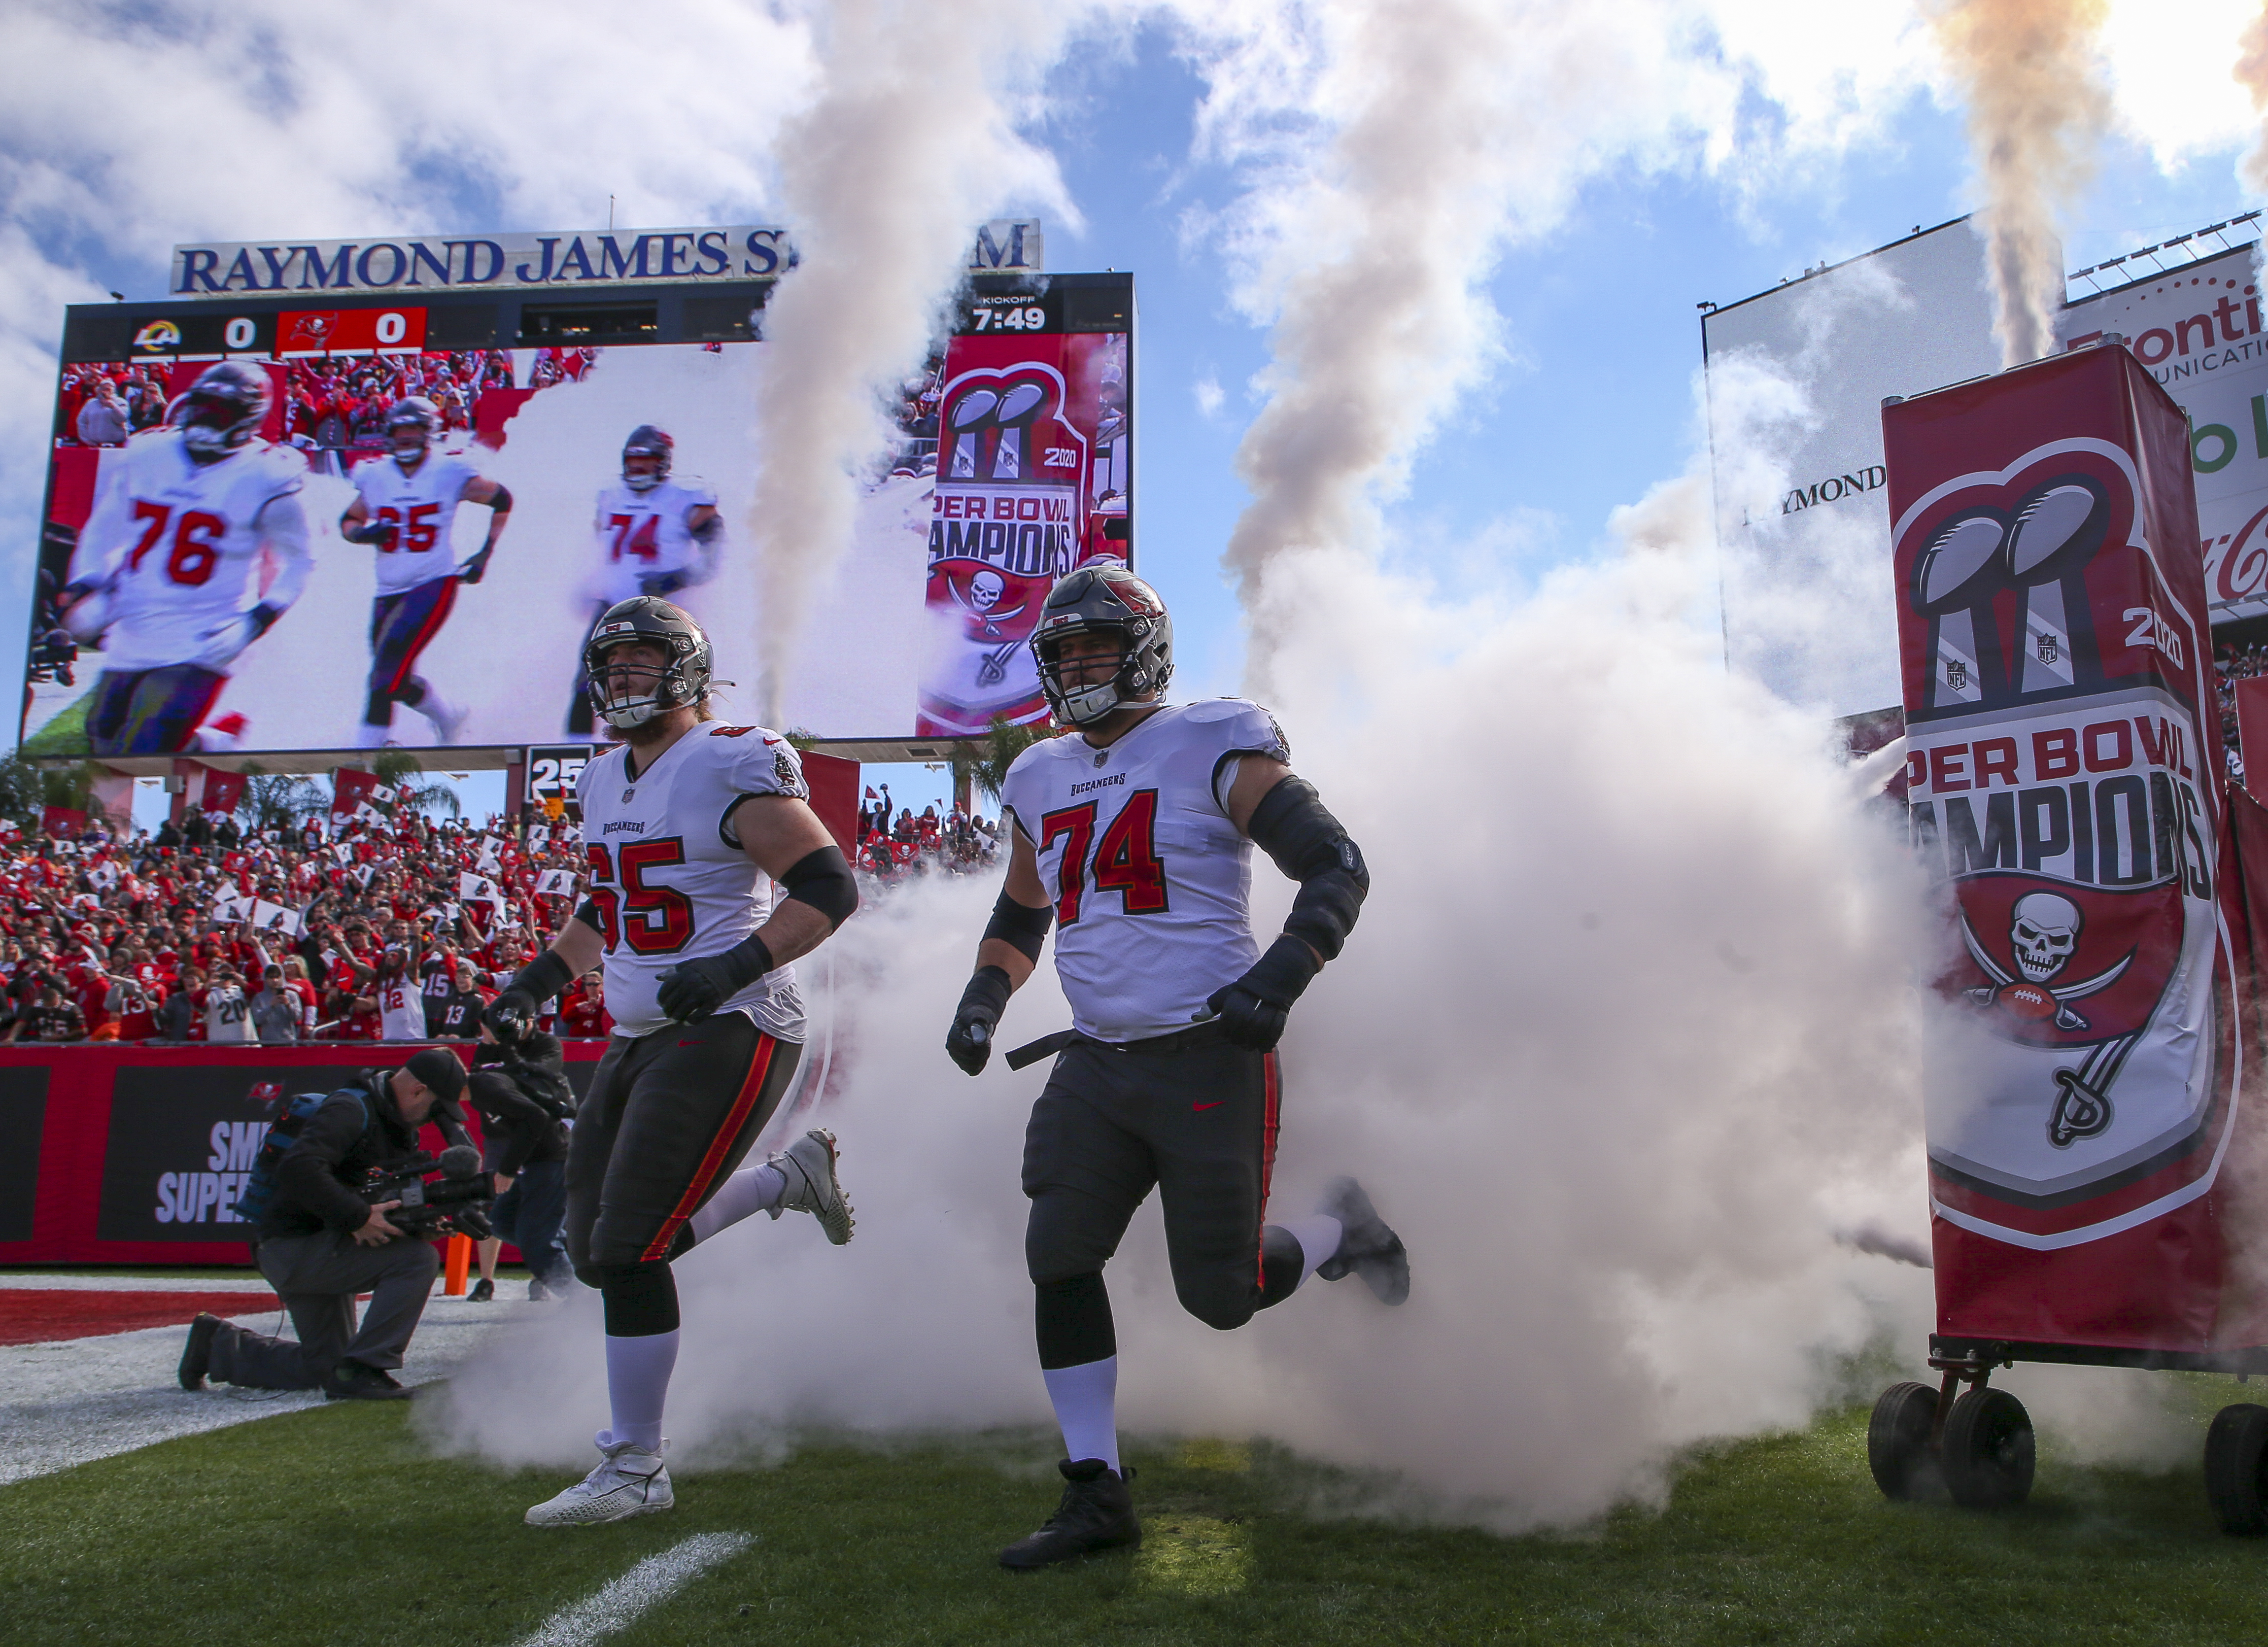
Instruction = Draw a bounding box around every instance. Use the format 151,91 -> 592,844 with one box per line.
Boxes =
59,362 -> 312,756
337,396 -> 511,747
565,427 -> 724,735
944,565 -> 1407,1570
491,596 -> 860,1526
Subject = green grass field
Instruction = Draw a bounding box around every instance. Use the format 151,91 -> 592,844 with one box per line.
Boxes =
20,692 -> 92,759
9,1379 -> 2268,1647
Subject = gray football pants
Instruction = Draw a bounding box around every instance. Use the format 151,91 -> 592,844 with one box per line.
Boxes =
209,1230 -> 439,1389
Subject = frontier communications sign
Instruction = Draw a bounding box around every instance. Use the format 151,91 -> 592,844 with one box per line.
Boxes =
168,218 -> 1046,297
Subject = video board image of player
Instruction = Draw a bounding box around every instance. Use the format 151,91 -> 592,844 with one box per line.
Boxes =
23,291 -> 1128,754
919,329 -> 1128,738
565,426 -> 724,736
50,362 -> 310,757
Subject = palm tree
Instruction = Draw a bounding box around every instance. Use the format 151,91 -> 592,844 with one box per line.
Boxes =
950,716 -> 1052,808
371,748 -> 462,818
236,764 -> 328,834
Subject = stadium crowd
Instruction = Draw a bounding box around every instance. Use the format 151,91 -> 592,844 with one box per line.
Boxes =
855,782 -> 999,877
2218,641 -> 2268,780
55,348 -> 598,453
0,803 -> 607,1046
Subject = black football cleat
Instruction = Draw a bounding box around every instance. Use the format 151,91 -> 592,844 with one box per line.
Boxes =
1315,1177 -> 1410,1305
323,1359 -> 414,1401
468,1278 -> 495,1303
999,1459 -> 1141,1570
179,1313 -> 225,1391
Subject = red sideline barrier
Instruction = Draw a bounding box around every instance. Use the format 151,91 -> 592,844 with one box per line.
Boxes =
0,1042 -> 606,1266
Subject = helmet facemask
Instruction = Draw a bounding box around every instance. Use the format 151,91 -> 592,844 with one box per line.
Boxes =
171,391 -> 258,462
587,642 -> 678,730
1037,625 -> 1154,726
387,399 -> 439,467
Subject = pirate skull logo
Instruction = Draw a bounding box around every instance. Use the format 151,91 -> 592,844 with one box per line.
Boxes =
2011,891 -> 2082,983
970,570 -> 1005,612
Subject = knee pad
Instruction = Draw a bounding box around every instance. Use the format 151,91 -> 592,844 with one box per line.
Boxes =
589,1259 -> 679,1337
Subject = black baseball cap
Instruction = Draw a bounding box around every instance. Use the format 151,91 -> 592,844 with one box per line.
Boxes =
401,1047 -> 467,1117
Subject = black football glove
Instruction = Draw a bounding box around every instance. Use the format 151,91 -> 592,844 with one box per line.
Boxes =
459,547 -> 494,585
947,966 -> 1011,1076
655,934 -> 775,1023
638,571 -> 690,598
1204,935 -> 1323,1052
483,987 -> 538,1045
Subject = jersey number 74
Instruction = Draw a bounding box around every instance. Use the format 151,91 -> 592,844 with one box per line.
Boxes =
1040,790 -> 1168,924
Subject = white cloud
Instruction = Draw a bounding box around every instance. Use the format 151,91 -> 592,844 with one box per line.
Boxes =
1192,369 -> 1225,417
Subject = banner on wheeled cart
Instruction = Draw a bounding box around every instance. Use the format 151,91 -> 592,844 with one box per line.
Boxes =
1891,342 -> 2265,1350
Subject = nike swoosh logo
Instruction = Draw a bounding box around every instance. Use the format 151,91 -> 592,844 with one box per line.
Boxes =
1193,1101 -> 1224,1112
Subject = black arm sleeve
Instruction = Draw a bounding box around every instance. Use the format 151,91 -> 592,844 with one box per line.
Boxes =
982,887 -> 1053,963
485,483 -> 512,512
1246,776 -> 1369,961
778,844 -> 857,929
506,946 -> 576,1004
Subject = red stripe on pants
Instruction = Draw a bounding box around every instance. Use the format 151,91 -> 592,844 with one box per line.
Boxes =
1255,1049 -> 1281,1291
639,1033 -> 778,1261
386,577 -> 458,693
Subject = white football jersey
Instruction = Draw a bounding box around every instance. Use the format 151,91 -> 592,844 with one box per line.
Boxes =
73,429 -> 308,672
1001,699 -> 1292,1043
352,453 -> 486,593
377,977 -> 428,1041
575,722 -> 811,1041
588,477 -> 719,604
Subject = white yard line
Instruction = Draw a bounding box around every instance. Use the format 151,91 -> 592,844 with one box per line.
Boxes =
512,1533 -> 754,1647
0,1293 -> 528,1485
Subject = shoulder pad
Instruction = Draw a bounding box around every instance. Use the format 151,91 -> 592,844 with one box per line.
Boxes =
251,443 -> 308,491
677,478 -> 719,507
1181,697 -> 1267,724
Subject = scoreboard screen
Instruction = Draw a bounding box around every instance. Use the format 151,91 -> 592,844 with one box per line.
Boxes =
23,269 -> 1133,759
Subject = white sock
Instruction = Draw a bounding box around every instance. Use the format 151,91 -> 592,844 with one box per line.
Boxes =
1280,1215 -> 1345,1287
602,1330 -> 678,1453
413,683 -> 460,727
1043,1356 -> 1120,1472
689,1163 -> 787,1244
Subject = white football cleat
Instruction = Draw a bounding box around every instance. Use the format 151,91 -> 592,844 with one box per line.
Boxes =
768,1128 -> 855,1245
523,1438 -> 673,1526
422,692 -> 468,744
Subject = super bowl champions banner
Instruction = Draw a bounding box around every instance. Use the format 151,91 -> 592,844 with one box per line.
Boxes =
24,284 -> 1130,757
1891,344 -> 2263,1350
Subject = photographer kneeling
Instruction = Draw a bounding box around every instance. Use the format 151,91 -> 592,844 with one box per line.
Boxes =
179,1049 -> 471,1401
466,1027 -> 575,1301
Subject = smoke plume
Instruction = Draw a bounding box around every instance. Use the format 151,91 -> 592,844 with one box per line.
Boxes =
1929,0 -> 2111,367
2239,2 -> 2268,194
739,0 -> 1078,722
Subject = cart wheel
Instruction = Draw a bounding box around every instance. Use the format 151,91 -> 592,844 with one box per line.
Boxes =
1940,1387 -> 2034,1509
1867,1382 -> 1941,1500
2205,1404 -> 2268,1535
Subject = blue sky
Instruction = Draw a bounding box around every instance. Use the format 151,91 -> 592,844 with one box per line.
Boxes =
4,5 -> 2259,825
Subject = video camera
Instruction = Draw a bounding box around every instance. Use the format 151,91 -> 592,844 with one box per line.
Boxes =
361,1144 -> 495,1240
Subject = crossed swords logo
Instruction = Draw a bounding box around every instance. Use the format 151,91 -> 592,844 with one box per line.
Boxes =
945,569 -> 1028,685
1958,890 -> 2136,1148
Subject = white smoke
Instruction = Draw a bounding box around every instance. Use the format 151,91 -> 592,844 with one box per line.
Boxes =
741,0 -> 1084,722
428,424 -> 1962,1527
